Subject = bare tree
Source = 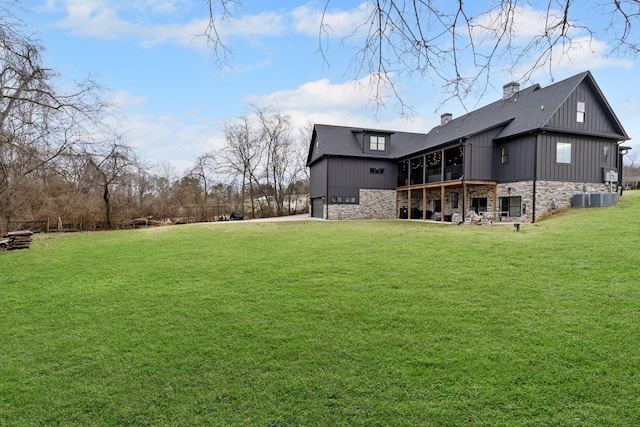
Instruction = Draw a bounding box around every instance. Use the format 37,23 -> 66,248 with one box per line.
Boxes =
84,136 -> 137,229
189,153 -> 219,219
219,115 -> 263,217
0,11 -> 108,224
204,1 -> 640,108
255,106 -> 294,216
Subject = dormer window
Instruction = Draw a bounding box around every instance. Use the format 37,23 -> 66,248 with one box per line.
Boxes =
577,102 -> 585,123
369,135 -> 386,151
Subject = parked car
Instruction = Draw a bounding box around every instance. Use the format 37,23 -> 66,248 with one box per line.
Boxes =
230,211 -> 244,220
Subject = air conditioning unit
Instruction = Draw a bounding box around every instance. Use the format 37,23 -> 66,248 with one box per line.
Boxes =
572,194 -> 590,208
603,170 -> 618,183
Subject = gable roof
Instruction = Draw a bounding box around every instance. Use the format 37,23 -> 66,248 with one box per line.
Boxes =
307,124 -> 427,166
307,71 -> 629,166
425,71 -> 629,150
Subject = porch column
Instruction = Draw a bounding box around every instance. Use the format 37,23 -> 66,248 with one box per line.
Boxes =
395,190 -> 399,219
408,189 -> 412,219
422,187 -> 427,220
440,185 -> 445,222
493,185 -> 497,214
462,181 -> 467,222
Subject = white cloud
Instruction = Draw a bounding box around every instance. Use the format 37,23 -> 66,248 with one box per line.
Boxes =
45,0 -> 285,51
243,74 -> 436,139
219,12 -> 286,39
510,36 -> 633,80
115,110 -> 226,173
291,2 -> 371,38
471,5 -> 576,44
244,74 -> 398,111
469,4 -> 633,84
110,89 -> 148,109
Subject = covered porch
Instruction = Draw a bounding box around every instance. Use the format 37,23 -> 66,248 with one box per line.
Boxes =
396,179 -> 498,223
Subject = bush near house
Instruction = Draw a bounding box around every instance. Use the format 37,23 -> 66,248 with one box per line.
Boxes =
1,193 -> 639,425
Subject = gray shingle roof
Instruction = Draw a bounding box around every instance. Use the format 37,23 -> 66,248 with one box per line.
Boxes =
425,71 -> 628,149
307,124 -> 427,165
307,71 -> 629,166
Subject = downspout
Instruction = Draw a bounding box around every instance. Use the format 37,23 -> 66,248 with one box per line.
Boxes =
618,144 -> 631,196
618,145 -> 624,196
461,176 -> 466,224
460,139 -> 466,224
325,155 -> 330,220
532,136 -> 538,223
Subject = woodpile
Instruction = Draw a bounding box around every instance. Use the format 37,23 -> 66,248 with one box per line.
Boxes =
1,230 -> 33,251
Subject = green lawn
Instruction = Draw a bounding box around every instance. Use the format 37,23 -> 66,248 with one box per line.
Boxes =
2,192 -> 640,426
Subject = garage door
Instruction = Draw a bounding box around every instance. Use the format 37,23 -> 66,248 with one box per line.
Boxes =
311,198 -> 324,219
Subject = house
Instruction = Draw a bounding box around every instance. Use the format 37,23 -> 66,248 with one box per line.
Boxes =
306,71 -> 630,223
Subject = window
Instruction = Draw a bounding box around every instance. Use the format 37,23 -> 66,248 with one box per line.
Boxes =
557,142 -> 572,164
499,196 -> 522,217
471,197 -> 487,214
452,192 -> 459,209
330,196 -> 356,204
501,147 -> 509,164
370,167 -> 385,174
577,102 -> 585,123
370,135 -> 386,151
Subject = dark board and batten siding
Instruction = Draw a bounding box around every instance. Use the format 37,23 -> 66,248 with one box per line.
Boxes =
494,135 -> 536,182
547,81 -> 617,135
465,127 -> 503,181
309,157 -> 328,200
537,132 -> 619,182
327,157 -> 397,202
327,157 -> 397,190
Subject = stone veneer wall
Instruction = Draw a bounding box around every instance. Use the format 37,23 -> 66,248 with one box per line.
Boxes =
330,181 -> 612,221
496,181 -> 533,223
497,180 -> 611,222
534,180 -> 610,218
326,189 -> 396,220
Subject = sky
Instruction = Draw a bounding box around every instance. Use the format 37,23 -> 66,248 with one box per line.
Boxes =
15,0 -> 640,174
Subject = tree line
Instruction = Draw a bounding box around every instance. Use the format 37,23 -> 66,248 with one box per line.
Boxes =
0,11 -> 309,233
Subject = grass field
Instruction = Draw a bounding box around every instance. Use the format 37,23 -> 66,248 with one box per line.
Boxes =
1,192 -> 640,426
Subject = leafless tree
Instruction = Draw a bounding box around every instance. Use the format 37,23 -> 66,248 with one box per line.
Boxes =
219,114 -> 263,217
189,153 -> 219,218
255,106 -> 295,216
204,1 -> 640,109
84,135 -> 138,229
0,9 -> 108,224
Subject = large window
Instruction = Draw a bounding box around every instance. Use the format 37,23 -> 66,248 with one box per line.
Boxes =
557,142 -> 572,164
370,135 -> 386,151
500,196 -> 522,217
471,197 -> 487,214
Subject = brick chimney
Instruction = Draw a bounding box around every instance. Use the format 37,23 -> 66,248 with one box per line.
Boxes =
440,113 -> 453,125
503,82 -> 520,99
